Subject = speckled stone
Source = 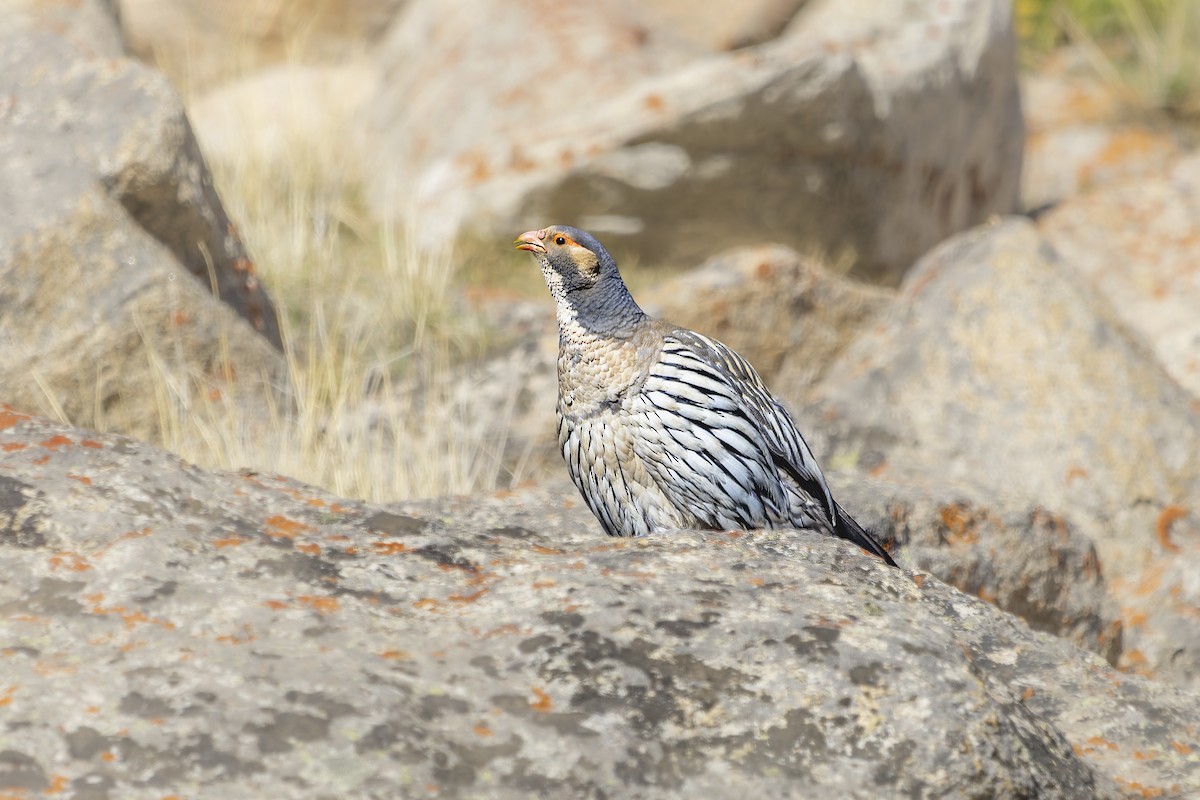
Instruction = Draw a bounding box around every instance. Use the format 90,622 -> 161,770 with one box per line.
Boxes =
812,217 -> 1200,690
2,407 -> 1197,798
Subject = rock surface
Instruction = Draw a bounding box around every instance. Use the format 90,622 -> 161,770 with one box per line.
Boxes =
368,0 -> 1023,283
834,475 -> 1122,664
1040,151 -> 1200,399
1,0 -> 124,56
643,244 -> 893,403
0,22 -> 284,441
812,217 -> 1200,688
1019,52 -> 1183,212
2,407 -> 1199,799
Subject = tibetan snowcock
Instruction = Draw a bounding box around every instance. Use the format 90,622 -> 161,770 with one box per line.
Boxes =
516,225 -> 896,567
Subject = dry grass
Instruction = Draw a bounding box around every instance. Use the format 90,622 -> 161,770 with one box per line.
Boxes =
140,53 -> 527,503
1019,0 -> 1200,120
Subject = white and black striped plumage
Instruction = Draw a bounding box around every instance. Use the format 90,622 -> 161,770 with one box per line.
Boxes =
515,225 -> 896,567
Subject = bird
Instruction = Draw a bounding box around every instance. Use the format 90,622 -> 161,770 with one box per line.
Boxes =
514,225 -> 897,567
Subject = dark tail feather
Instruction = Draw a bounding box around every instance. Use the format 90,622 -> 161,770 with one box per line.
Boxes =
833,502 -> 898,568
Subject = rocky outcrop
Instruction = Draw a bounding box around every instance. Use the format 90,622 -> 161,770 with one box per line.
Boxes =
367,0 -> 1023,283
2,407 -> 1198,798
812,217 -> 1200,688
0,21 -> 284,441
1040,151 -> 1200,399
835,475 -> 1121,662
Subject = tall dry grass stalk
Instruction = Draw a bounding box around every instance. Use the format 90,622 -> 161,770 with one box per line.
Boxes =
141,52 -> 520,503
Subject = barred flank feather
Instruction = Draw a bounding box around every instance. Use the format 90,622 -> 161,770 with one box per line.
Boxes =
518,225 -> 896,567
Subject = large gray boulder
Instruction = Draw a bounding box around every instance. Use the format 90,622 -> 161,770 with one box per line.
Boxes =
367,0 -> 1022,283
0,22 -> 284,441
1040,151 -> 1200,399
812,217 -> 1200,688
1,408 -> 1198,798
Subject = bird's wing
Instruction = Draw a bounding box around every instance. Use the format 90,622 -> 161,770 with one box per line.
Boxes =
669,332 -> 898,565
626,331 -> 823,530
662,330 -> 837,525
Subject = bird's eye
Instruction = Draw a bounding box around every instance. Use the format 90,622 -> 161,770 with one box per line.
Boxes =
555,236 -> 566,246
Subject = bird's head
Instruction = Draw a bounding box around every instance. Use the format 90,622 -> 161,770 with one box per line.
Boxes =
514,225 -> 643,332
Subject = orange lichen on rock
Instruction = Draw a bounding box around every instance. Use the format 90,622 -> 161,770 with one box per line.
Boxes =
0,405 -> 31,431
86,595 -> 174,631
263,515 -> 313,540
1155,505 -> 1187,554
1119,648 -> 1155,677
294,543 -> 321,556
297,595 -> 339,614
39,434 -> 73,450
448,589 -> 488,605
49,552 -> 90,572
1112,776 -> 1168,798
43,774 -> 69,794
370,541 -> 407,555
1,442 -> 27,452
530,687 -> 553,713
379,649 -> 410,660
939,503 -> 979,546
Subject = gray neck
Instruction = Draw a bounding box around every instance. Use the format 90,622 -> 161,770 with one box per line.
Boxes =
555,282 -> 647,342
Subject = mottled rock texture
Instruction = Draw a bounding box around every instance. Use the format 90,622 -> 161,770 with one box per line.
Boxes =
1019,54 -> 1183,212
368,0 -> 1022,283
2,407 -> 1199,798
1040,151 -> 1200,399
0,21 -> 284,440
813,218 -> 1200,688
643,245 -> 892,403
1,0 -> 125,56
834,476 -> 1121,664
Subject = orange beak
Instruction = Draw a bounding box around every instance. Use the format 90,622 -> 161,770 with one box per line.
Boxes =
514,229 -> 547,254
